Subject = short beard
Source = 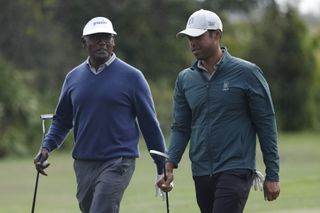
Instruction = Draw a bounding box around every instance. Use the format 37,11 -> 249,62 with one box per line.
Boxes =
93,52 -> 111,64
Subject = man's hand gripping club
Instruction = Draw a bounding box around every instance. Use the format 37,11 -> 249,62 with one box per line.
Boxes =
34,148 -> 50,176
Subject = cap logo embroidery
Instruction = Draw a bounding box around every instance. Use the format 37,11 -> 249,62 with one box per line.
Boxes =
93,21 -> 107,26
208,21 -> 215,26
188,17 -> 194,26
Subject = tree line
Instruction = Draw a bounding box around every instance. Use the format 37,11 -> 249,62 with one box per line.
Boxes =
0,0 -> 319,157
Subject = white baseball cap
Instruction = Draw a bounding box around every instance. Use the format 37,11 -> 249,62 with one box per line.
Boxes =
82,17 -> 117,36
177,9 -> 223,38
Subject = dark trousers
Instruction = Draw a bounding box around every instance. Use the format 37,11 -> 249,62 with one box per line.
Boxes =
74,157 -> 135,213
193,169 -> 254,213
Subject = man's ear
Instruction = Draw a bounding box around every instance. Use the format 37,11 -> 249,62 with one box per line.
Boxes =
111,37 -> 115,47
82,37 -> 87,48
217,30 -> 222,39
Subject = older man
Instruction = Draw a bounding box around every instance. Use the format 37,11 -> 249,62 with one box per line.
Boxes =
34,17 -> 166,213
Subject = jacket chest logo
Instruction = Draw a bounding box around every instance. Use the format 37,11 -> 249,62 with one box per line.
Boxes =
222,81 -> 229,91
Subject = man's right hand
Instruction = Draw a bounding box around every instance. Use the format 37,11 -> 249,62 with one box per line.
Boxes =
33,148 -> 50,176
157,161 -> 174,192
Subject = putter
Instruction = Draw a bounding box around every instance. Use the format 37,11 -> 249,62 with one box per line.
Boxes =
31,114 -> 53,213
150,150 -> 170,213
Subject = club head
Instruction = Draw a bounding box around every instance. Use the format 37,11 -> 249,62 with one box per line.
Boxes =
150,150 -> 169,159
40,114 -> 54,120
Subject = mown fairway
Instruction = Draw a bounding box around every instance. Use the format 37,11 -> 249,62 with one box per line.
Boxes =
0,132 -> 319,213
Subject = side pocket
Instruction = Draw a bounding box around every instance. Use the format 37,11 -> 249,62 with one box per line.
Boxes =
116,157 -> 135,176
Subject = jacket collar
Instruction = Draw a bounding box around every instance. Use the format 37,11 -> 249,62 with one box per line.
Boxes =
190,47 -> 231,71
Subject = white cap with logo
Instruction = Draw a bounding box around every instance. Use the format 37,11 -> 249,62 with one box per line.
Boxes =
82,17 -> 117,36
177,9 -> 223,38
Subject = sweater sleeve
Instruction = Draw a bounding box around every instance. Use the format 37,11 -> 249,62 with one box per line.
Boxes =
133,72 -> 166,174
246,66 -> 280,181
167,72 -> 192,167
42,76 -> 73,152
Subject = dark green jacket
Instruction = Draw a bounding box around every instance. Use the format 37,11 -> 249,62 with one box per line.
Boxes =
168,48 -> 279,181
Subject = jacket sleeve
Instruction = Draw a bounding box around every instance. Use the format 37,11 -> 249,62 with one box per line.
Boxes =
42,77 -> 73,152
246,66 -> 280,181
133,72 -> 166,174
167,72 -> 192,167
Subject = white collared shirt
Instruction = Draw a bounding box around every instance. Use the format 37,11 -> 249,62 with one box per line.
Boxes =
86,53 -> 116,75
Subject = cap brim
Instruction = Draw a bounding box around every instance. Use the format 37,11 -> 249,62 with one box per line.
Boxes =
83,28 -> 117,36
176,28 -> 207,38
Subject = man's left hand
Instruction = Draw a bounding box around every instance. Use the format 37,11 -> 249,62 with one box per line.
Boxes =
155,175 -> 166,201
263,180 -> 280,201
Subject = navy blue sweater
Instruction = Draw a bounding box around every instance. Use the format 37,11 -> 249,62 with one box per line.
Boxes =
43,58 -> 166,173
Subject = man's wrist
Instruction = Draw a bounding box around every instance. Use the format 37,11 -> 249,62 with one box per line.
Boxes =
165,161 -> 175,172
42,147 -> 50,153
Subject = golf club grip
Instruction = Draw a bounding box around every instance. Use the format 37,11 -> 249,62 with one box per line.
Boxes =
40,114 -> 54,120
163,165 -> 167,180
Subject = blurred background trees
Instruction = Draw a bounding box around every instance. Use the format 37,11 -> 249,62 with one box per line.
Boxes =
247,2 -> 317,131
0,0 -> 319,157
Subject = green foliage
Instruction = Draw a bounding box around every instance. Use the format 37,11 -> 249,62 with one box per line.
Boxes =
0,57 -> 40,157
200,0 -> 271,12
149,79 -> 174,139
0,0 -> 319,157
308,28 -> 320,130
222,21 -> 253,57
247,3 -> 318,131
51,0 -> 201,81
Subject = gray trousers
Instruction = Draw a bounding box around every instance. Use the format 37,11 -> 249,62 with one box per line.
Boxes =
74,157 -> 135,213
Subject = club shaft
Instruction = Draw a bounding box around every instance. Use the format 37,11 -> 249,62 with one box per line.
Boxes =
31,172 -> 40,213
31,114 -> 53,213
164,164 -> 170,213
165,192 -> 169,213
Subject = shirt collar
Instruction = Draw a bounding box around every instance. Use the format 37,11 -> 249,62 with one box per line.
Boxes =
86,53 -> 117,75
197,49 -> 225,72
196,49 -> 225,79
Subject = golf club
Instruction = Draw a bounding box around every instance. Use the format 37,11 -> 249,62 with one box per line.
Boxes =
31,114 -> 53,213
150,150 -> 170,213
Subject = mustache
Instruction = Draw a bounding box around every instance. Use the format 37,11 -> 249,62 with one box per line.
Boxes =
96,48 -> 108,51
192,49 -> 201,53
191,46 -> 201,51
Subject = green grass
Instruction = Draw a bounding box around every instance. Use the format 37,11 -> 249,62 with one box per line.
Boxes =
0,132 -> 319,213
